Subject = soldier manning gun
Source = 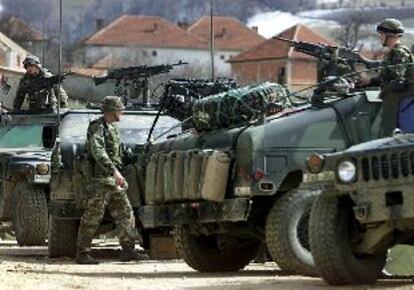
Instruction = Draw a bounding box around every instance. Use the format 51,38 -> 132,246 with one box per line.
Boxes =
23,72 -> 73,96
274,36 -> 380,81
93,61 -> 188,105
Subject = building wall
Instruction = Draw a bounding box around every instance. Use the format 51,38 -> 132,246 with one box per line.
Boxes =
231,59 -> 288,86
0,66 -> 25,108
289,59 -> 317,91
74,45 -> 240,77
231,58 -> 317,89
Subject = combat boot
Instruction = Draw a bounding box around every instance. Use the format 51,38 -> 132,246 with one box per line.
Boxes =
76,251 -> 100,265
119,247 -> 150,262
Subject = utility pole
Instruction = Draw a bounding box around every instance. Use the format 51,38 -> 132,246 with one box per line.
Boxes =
57,0 -> 63,131
210,0 -> 215,80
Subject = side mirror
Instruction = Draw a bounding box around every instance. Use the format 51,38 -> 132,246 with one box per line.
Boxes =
42,124 -> 57,149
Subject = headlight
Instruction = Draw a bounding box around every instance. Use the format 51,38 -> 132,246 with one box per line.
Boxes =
337,160 -> 357,183
36,163 -> 49,175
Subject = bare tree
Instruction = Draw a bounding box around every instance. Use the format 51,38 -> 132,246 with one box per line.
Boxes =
333,14 -> 372,50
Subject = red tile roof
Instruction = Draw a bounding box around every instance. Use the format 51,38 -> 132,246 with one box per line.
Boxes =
229,24 -> 338,63
84,15 -> 207,49
187,16 -> 265,51
0,16 -> 45,42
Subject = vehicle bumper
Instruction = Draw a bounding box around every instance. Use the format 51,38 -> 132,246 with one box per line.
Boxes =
350,183 -> 414,224
139,198 -> 253,229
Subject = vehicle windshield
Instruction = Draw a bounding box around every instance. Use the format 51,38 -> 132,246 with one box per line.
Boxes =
0,125 -> 43,148
60,113 -> 181,144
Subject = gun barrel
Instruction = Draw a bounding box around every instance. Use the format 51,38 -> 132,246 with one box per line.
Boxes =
272,36 -> 295,43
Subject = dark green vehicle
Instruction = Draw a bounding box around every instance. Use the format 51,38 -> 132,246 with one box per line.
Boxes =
0,111 -> 57,246
305,133 -> 414,285
48,109 -> 181,258
137,87 -> 383,275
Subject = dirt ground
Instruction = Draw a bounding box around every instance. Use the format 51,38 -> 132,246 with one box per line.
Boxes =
0,240 -> 414,290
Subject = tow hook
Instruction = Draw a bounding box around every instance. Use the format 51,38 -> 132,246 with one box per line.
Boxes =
353,203 -> 370,221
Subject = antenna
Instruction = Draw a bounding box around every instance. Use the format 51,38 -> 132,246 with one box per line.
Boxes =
210,0 -> 215,80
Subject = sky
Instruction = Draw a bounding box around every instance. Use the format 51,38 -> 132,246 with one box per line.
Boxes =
247,10 -> 336,38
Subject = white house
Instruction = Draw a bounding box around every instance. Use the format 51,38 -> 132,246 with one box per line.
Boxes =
74,15 -> 265,77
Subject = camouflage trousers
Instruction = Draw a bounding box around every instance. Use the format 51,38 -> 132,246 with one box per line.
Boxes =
77,184 -> 138,253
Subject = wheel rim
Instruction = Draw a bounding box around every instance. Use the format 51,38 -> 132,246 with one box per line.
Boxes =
296,210 -> 311,253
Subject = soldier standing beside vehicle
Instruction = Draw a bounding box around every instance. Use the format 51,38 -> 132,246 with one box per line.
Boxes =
76,96 -> 148,264
359,19 -> 414,136
13,55 -> 68,110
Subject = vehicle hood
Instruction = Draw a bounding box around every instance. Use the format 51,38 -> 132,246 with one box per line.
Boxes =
344,134 -> 414,154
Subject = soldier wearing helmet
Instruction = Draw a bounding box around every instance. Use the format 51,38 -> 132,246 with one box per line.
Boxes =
76,96 -> 148,264
360,19 -> 414,136
13,55 -> 69,110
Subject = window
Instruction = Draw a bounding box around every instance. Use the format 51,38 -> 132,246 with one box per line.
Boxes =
152,50 -> 158,57
220,55 -> 225,60
278,67 -> 286,84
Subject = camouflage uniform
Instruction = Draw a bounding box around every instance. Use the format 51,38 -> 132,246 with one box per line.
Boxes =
370,19 -> 414,136
76,98 -> 138,255
14,56 -> 68,110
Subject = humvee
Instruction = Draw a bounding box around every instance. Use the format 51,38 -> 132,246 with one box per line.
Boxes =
136,86 -> 383,275
48,109 -> 181,257
305,133 -> 414,285
0,111 -> 57,246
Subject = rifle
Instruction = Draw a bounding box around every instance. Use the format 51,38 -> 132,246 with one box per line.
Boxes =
274,37 -> 380,72
93,61 -> 188,104
24,72 -> 73,95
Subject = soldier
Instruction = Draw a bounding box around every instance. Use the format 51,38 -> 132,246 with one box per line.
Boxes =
13,55 -> 68,110
360,19 -> 414,136
76,96 -> 148,264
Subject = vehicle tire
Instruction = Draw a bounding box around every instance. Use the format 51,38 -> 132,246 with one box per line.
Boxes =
48,215 -> 78,258
13,182 -> 48,246
266,189 -> 319,276
309,195 -> 386,285
174,225 -> 260,272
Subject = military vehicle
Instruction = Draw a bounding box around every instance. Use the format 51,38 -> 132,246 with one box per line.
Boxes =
128,36 -> 383,274
132,76 -> 383,275
48,109 -> 181,257
0,111 -> 57,246
304,132 -> 414,285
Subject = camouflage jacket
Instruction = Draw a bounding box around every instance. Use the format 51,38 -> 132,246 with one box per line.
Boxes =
371,44 -> 414,89
86,116 -> 123,179
14,68 -> 69,110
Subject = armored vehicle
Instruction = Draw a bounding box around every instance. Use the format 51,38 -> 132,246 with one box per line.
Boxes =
0,111 -> 57,246
48,109 -> 181,258
305,133 -> 414,285
136,83 -> 383,275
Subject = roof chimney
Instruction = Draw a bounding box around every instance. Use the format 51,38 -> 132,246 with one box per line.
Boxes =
96,18 -> 105,31
251,26 -> 258,33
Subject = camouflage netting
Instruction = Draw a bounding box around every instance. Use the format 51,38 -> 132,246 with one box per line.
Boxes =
191,82 -> 291,132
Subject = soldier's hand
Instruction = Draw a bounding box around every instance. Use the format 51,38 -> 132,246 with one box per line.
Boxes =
114,169 -> 126,188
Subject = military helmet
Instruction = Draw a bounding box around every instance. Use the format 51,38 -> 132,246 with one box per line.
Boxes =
101,96 -> 125,112
22,55 -> 41,68
376,18 -> 404,35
